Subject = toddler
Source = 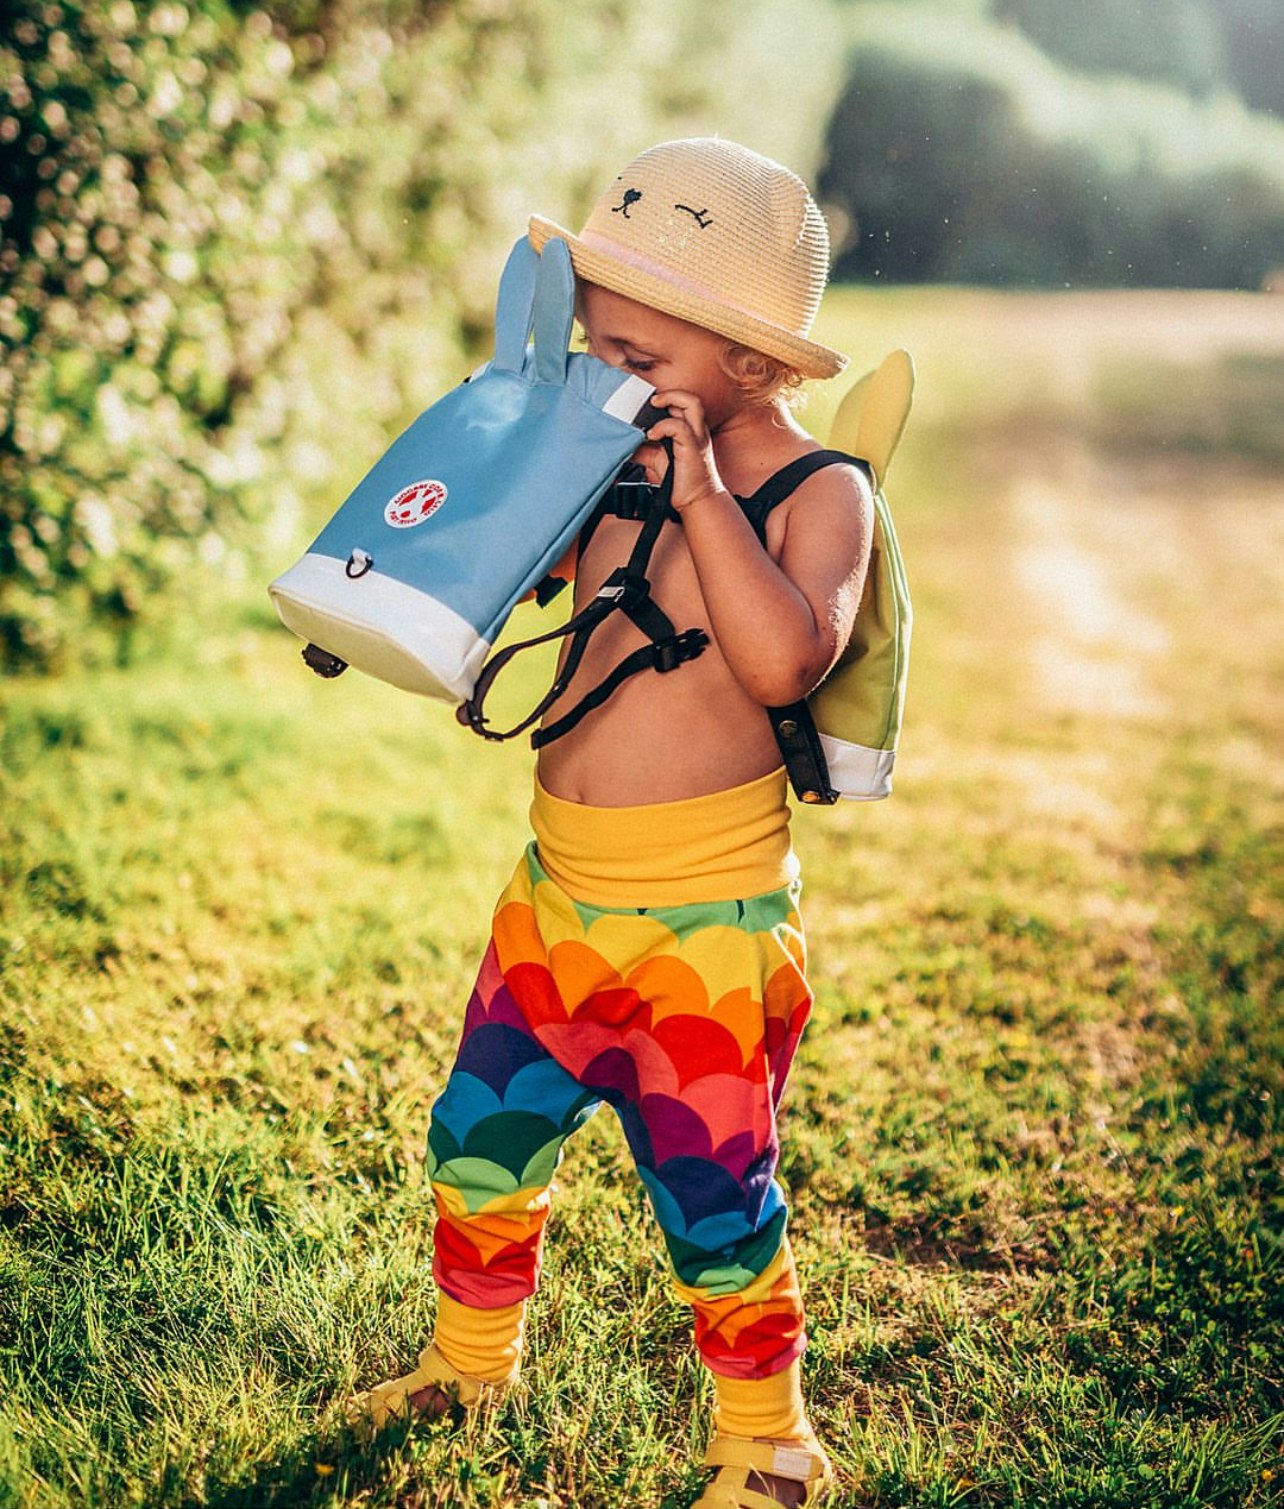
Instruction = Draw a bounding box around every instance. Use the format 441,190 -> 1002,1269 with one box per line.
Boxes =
347,137 -> 872,1509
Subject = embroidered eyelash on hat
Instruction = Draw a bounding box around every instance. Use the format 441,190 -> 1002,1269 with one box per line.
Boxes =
529,138 -> 847,381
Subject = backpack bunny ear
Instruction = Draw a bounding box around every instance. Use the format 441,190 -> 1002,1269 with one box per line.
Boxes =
828,349 -> 914,487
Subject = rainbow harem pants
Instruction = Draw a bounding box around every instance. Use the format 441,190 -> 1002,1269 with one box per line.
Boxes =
426,777 -> 812,1381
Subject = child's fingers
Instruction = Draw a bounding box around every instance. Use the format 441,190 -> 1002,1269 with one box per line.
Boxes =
630,391 -> 721,507
644,415 -> 697,449
648,390 -> 709,443
651,392 -> 703,422
630,439 -> 673,485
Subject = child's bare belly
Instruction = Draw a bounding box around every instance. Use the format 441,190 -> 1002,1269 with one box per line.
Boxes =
536,518 -> 784,807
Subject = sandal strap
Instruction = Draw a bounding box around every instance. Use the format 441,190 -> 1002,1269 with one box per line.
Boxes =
703,1436 -> 828,1485
345,1342 -> 515,1431
693,1482 -> 784,1509
409,1342 -> 497,1404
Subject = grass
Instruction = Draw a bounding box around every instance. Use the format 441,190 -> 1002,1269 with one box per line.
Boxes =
2,287 -> 1283,1507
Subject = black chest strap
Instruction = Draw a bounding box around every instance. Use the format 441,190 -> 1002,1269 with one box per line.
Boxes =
458,439 -> 709,747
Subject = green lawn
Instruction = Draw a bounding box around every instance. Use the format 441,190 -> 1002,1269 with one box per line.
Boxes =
2,288 -> 1282,1508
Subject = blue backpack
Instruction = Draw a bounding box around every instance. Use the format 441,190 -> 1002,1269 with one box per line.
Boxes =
268,237 -> 660,701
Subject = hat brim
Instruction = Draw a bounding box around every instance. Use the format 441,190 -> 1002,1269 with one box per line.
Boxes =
528,216 -> 847,381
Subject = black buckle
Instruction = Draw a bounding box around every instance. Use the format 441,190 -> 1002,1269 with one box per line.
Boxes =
596,569 -> 650,612
454,701 -> 504,742
608,479 -> 660,521
653,628 -> 709,673
302,643 -> 348,678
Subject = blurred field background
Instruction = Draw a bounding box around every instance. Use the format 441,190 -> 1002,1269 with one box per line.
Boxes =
2,1 -> 1283,1506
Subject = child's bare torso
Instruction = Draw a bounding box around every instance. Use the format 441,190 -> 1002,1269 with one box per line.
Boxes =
537,433 -> 817,808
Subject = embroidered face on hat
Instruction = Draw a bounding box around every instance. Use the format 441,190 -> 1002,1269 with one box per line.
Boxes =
529,138 -> 847,380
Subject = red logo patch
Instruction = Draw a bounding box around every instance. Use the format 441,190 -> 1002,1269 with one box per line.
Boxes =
385,479 -> 447,528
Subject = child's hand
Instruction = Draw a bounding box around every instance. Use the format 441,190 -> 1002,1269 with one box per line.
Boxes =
635,391 -> 723,512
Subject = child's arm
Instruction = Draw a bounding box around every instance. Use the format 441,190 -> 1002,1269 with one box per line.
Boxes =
643,392 -> 873,708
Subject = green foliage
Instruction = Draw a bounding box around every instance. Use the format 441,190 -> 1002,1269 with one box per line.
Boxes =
994,0 -> 1284,118
1215,0 -> 1284,117
991,0 -> 1226,99
0,0 -> 845,674
1,0 -> 336,671
820,7 -> 1284,287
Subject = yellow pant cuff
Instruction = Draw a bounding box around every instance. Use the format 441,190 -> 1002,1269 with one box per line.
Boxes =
713,1361 -> 809,1441
433,1293 -> 526,1383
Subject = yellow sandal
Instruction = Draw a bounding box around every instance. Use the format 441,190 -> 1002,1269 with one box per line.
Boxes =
694,1433 -> 834,1507
343,1342 -> 515,1433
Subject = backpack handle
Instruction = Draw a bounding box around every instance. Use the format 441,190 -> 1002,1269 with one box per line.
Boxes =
490,235 -> 577,383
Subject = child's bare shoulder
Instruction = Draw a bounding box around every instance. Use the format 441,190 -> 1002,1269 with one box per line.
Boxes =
758,439 -> 874,564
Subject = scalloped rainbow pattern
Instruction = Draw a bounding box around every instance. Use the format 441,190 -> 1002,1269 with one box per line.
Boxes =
427,845 -> 813,1378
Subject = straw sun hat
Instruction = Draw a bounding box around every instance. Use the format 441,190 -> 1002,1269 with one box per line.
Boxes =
528,137 -> 848,380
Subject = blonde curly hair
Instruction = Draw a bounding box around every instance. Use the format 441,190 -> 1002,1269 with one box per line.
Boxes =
718,342 -> 807,407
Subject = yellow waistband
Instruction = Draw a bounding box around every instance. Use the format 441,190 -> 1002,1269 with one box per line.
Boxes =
530,768 -> 798,908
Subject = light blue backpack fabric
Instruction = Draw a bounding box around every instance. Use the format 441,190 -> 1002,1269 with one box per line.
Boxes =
269,237 -> 655,701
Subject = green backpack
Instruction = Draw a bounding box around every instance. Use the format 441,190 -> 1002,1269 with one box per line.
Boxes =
763,349 -> 914,803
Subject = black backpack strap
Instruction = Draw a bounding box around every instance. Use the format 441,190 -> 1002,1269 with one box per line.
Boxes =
530,500 -> 707,747
736,449 -> 872,545
531,622 -> 707,747
456,587 -> 621,743
767,703 -> 837,805
738,449 -> 871,806
458,440 -> 709,746
580,462 -> 681,558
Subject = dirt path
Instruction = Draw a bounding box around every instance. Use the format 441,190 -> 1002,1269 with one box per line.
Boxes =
1011,458 -> 1171,722
992,432 -> 1284,862
1009,441 -> 1284,723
